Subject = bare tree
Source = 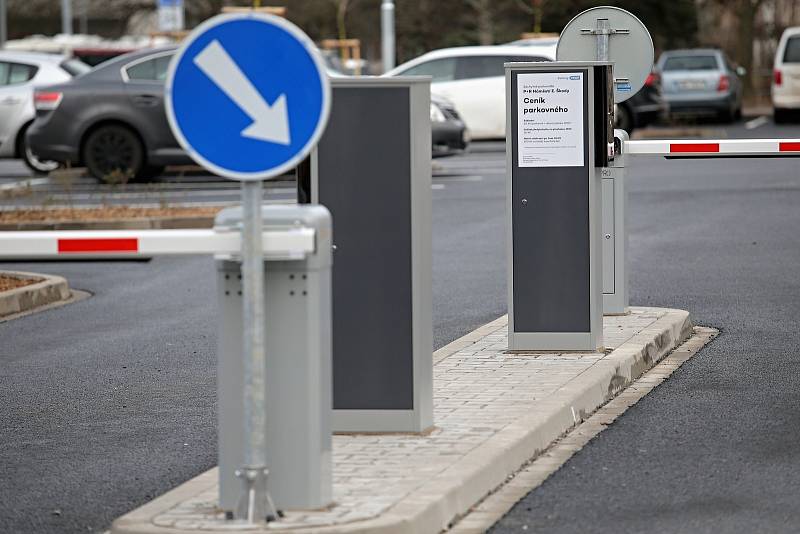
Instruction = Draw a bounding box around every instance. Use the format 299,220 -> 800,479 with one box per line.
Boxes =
513,0 -> 545,34
466,0 -> 494,45
738,0 -> 767,96
329,0 -> 357,41
703,0 -> 767,97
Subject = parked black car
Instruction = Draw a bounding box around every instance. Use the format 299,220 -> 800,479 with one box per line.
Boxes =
29,47 -> 468,182
431,94 -> 469,156
615,69 -> 667,133
28,47 -> 188,182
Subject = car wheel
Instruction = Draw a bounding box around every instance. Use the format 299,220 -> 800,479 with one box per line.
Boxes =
83,124 -> 144,184
774,108 -> 788,124
17,125 -> 59,175
615,104 -> 634,134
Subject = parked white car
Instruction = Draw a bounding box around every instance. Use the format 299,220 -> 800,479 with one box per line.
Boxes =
385,44 -> 556,139
772,26 -> 800,123
0,51 -> 89,172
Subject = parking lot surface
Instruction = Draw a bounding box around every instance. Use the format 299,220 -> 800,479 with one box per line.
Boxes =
2,116 -> 800,533
493,118 -> 800,533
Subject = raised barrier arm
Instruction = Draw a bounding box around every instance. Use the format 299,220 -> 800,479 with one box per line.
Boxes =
625,139 -> 800,158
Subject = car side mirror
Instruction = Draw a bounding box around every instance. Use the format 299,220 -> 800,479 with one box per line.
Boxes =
736,66 -> 746,77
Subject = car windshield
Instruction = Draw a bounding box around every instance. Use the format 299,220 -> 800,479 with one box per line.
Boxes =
61,58 -> 92,77
784,36 -> 800,63
662,55 -> 719,71
398,54 -> 549,83
398,57 -> 456,82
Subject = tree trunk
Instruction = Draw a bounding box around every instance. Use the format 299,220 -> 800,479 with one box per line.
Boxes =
533,0 -> 543,34
336,0 -> 349,41
471,0 -> 494,45
737,0 -> 761,98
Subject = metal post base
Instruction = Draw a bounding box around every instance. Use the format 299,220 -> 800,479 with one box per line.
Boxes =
234,467 -> 280,524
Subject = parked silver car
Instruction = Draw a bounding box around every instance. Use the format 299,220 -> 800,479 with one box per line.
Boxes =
656,49 -> 744,122
0,51 -> 89,173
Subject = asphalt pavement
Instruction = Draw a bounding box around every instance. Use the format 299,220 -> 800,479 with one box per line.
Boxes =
492,119 -> 800,533
2,115 -> 800,533
0,142 -> 510,533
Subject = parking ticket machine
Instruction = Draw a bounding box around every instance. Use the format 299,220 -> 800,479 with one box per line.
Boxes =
505,61 -> 613,352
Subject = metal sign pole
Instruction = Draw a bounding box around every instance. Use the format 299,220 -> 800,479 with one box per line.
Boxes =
595,18 -> 609,61
577,15 -> 631,79
235,179 -> 278,523
166,12 -> 332,520
61,0 -> 73,35
561,7 -> 650,316
381,0 -> 395,72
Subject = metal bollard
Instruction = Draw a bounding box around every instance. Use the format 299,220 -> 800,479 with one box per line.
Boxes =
215,204 -> 333,511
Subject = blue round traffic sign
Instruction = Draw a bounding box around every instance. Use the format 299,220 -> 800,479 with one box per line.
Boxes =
165,14 -> 331,181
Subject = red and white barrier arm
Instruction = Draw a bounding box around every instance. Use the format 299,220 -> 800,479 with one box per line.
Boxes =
0,228 -> 316,259
625,139 -> 800,158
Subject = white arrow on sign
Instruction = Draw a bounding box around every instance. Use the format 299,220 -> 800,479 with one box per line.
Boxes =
193,39 -> 291,145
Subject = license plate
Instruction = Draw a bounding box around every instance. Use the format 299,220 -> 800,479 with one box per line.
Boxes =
678,80 -> 706,90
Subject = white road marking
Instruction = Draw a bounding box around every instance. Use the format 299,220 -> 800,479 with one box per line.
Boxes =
745,115 -> 769,130
0,177 -> 51,192
434,170 -> 504,178
433,175 -> 484,182
431,184 -> 445,190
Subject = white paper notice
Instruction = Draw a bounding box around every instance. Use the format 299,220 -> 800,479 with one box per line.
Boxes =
517,72 -> 584,167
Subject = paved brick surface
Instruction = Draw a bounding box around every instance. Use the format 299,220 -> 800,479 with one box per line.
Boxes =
112,307 -> 690,534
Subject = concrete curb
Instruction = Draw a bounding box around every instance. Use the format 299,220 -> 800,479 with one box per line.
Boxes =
450,326 -> 719,533
379,309 -> 693,534
110,308 -> 693,534
0,271 -> 71,317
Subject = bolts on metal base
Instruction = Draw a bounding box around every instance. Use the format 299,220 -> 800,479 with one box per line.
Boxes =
234,467 -> 280,524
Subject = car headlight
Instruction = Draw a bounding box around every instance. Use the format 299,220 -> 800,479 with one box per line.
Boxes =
430,103 -> 447,123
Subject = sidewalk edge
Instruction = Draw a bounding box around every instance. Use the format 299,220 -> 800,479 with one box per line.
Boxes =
374,309 -> 692,534
110,308 -> 693,534
449,325 -> 718,532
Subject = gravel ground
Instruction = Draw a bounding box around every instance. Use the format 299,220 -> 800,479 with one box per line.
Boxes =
0,274 -> 40,292
0,206 -> 222,223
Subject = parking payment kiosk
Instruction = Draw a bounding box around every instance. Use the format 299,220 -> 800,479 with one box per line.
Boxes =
506,6 -> 654,351
505,61 -> 613,351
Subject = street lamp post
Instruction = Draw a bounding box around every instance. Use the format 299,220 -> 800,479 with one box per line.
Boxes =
61,0 -> 73,35
381,0 -> 395,72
